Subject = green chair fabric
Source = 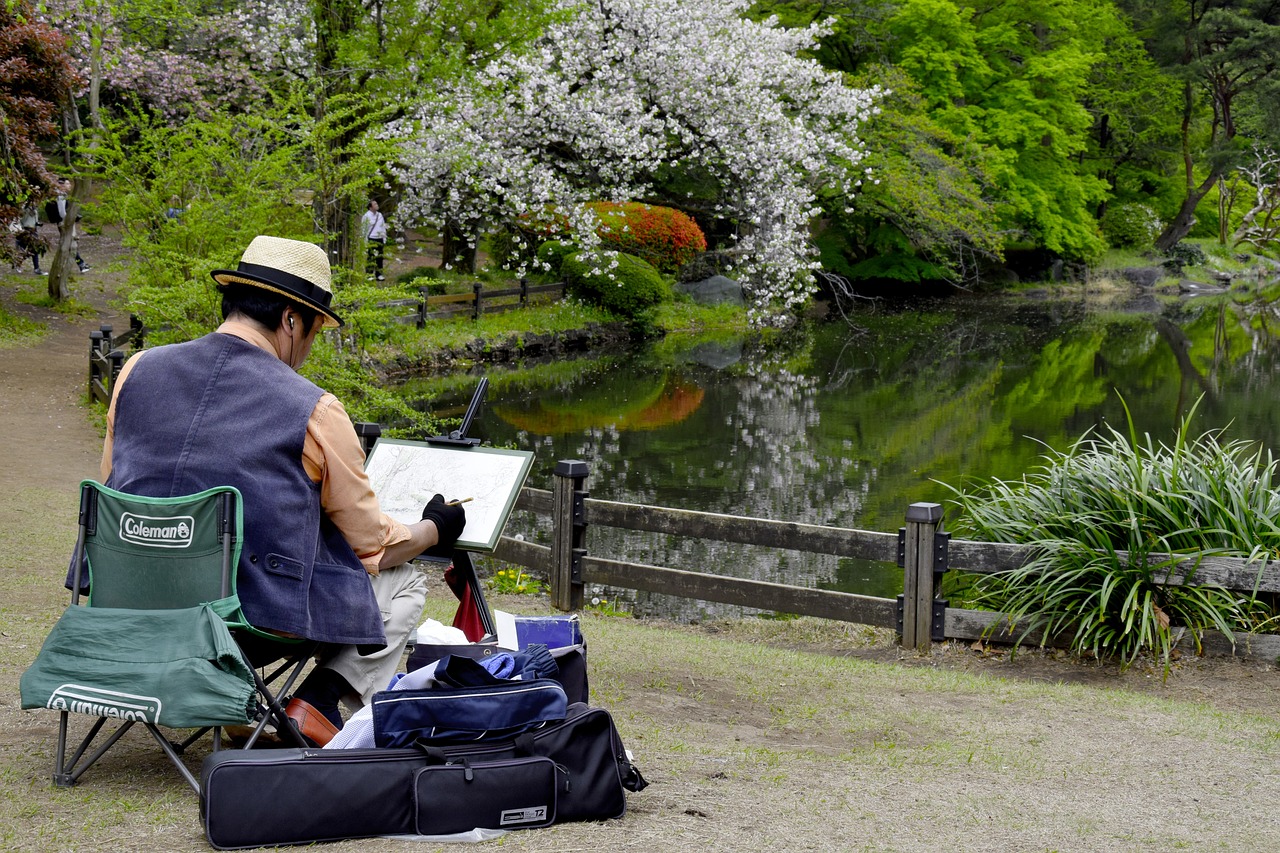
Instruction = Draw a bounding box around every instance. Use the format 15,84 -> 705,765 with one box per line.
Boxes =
20,603 -> 255,728
81,482 -> 242,610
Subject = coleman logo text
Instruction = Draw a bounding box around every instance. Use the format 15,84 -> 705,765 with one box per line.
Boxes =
48,684 -> 162,724
120,513 -> 194,548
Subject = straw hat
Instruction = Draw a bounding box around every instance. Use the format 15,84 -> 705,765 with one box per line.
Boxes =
211,236 -> 344,328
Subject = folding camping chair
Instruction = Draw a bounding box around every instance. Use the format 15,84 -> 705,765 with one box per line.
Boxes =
20,480 -> 314,793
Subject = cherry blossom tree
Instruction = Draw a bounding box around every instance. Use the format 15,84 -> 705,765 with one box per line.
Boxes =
388,0 -> 881,325
41,0 -> 261,123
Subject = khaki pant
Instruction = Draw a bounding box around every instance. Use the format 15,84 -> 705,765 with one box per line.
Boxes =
320,561 -> 428,706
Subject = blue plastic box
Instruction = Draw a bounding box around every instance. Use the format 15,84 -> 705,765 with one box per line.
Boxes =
497,611 -> 583,650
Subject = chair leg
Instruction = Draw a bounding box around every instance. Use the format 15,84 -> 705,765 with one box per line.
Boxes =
142,724 -> 201,794
54,714 -> 135,788
247,659 -> 310,748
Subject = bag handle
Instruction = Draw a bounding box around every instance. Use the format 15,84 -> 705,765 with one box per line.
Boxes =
415,742 -> 451,765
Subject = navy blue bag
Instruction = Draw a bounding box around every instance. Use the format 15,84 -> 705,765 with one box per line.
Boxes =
371,678 -> 568,749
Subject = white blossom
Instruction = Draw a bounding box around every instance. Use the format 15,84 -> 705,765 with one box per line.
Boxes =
388,0 -> 880,324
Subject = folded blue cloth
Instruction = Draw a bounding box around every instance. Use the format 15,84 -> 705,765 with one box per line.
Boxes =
513,643 -> 558,680
480,653 -> 516,680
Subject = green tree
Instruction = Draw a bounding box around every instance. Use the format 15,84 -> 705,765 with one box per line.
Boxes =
1122,0 -> 1280,250
762,0 -> 1122,266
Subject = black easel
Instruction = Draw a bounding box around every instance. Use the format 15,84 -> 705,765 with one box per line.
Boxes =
423,379 -> 497,638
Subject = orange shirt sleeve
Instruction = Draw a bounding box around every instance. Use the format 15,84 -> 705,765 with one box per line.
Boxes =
100,350 -> 147,482
304,393 -> 411,574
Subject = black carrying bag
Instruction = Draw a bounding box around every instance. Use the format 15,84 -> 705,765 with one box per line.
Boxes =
423,702 -> 647,822
413,756 -> 559,834
200,703 -> 647,849
201,745 -> 424,849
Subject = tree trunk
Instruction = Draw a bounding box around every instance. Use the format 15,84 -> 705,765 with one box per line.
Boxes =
47,203 -> 76,301
442,221 -> 477,272
312,0 -> 365,270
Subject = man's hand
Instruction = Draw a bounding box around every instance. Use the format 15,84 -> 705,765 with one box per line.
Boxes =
421,494 -> 466,551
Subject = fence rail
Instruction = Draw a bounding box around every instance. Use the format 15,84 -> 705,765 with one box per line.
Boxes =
489,459 -> 1280,662
382,279 -> 566,326
87,317 -> 145,405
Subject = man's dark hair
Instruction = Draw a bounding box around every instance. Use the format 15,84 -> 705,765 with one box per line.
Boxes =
220,283 -> 321,331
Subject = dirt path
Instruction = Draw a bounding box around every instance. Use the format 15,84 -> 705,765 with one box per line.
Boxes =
0,229 -> 130,503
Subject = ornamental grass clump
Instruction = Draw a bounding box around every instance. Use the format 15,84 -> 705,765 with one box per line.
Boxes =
943,400 -> 1280,669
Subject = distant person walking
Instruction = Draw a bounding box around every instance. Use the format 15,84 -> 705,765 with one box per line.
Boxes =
361,199 -> 387,281
56,195 -> 90,272
18,203 -> 45,275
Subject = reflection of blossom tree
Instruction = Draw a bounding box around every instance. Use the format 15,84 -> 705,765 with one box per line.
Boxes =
504,361 -> 881,619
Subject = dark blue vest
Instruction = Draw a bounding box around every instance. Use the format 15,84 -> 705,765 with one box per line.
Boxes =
108,332 -> 385,646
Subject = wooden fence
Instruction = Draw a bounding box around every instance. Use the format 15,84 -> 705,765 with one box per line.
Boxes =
381,279 -> 566,326
87,317 -> 145,405
485,458 -> 1280,662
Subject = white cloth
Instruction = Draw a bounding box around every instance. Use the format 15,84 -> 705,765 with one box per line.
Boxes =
416,618 -> 468,645
361,210 -> 387,241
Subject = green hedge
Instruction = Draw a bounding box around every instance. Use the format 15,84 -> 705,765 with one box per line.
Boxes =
561,250 -> 669,318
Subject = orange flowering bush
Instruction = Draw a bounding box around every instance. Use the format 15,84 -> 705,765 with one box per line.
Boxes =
585,202 -> 707,272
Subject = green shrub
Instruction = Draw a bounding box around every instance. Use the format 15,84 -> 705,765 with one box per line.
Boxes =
561,250 -> 669,318
586,202 -> 707,272
535,240 -> 576,275
942,398 -> 1278,670
1165,241 -> 1208,267
1100,203 -> 1162,249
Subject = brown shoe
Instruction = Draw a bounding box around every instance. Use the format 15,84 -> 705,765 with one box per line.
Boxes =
285,697 -> 340,747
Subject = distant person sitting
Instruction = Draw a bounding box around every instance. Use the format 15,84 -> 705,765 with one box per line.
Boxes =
361,199 -> 387,281
56,195 -> 90,272
165,196 -> 184,220
87,235 -> 467,744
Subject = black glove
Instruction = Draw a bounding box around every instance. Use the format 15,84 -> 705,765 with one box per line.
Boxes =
421,493 -> 466,554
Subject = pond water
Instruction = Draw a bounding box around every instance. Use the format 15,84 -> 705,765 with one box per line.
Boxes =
396,282 -> 1280,620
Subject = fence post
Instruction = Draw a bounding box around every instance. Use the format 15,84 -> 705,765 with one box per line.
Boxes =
352,422 -> 382,457
418,286 -> 431,328
550,459 -> 589,612
88,328 -> 104,396
519,277 -> 528,307
107,349 -> 125,386
129,314 -> 145,348
902,502 -> 943,652
472,282 -> 483,320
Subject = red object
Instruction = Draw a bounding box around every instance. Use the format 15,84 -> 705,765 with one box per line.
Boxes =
444,563 -> 486,642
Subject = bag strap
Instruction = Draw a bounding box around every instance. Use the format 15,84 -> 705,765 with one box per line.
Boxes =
416,742 -> 451,765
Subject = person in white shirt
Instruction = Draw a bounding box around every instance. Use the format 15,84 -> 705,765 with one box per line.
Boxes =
360,200 -> 388,281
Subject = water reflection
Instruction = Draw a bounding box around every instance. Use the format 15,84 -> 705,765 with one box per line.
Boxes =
395,283 -> 1280,620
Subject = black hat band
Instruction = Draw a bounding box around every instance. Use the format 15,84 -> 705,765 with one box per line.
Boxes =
235,261 -> 334,310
